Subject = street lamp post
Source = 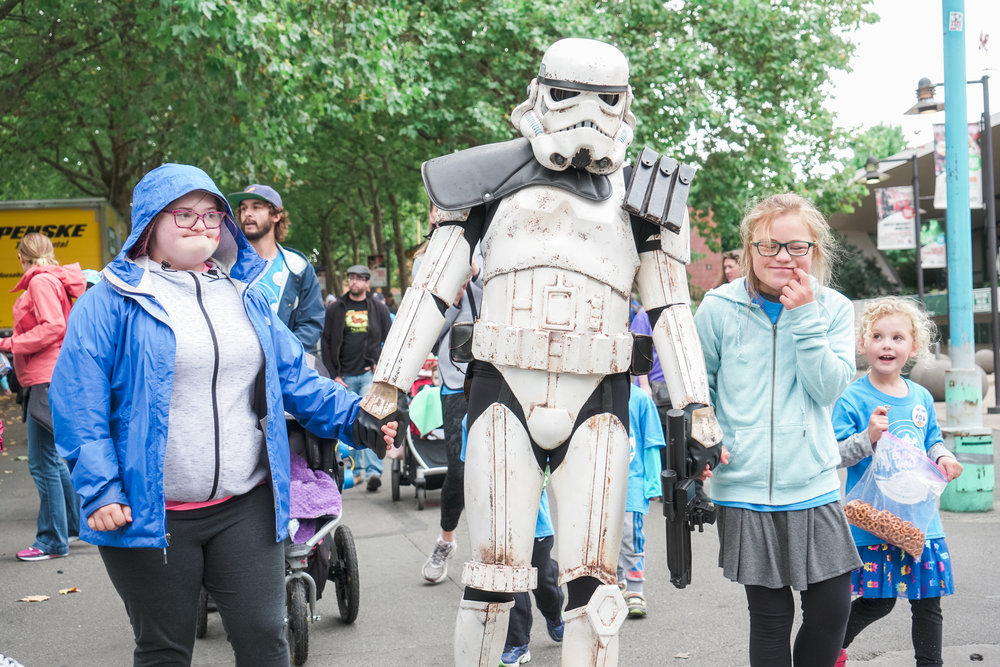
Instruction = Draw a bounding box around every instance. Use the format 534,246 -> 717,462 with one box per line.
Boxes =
907,73 -> 998,412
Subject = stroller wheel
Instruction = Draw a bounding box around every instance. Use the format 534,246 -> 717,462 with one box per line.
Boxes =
286,578 -> 309,665
195,588 -> 209,638
416,483 -> 426,511
391,459 -> 401,502
330,524 -> 360,624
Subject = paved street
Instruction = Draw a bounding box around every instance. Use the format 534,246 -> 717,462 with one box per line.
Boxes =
0,391 -> 997,666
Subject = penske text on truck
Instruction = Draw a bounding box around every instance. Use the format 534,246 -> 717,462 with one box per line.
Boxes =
1,199 -> 127,330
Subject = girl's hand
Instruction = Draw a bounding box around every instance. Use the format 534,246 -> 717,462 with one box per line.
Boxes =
88,503 -> 132,531
381,421 -> 398,448
937,457 -> 964,481
867,406 -> 889,445
779,268 -> 814,310
696,445 -> 730,481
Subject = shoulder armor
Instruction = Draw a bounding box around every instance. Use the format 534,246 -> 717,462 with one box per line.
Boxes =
421,138 -> 612,211
623,146 -> 695,234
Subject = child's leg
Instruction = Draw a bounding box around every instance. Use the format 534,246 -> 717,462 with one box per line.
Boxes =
843,597 -> 896,648
530,535 -> 563,623
909,597 -> 943,666
618,511 -> 645,594
794,572 -> 852,667
744,584 -> 795,666
504,592 -> 533,648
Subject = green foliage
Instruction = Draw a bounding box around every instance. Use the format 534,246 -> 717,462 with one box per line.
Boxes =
1,0 -> 876,290
848,123 -> 908,170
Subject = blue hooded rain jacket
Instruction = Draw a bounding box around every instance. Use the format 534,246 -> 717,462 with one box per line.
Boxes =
50,163 -> 362,548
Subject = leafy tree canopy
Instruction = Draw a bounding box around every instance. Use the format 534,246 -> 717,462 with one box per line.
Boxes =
1,0 -> 876,289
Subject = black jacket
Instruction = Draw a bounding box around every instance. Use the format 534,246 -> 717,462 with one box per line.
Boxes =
321,292 -> 392,379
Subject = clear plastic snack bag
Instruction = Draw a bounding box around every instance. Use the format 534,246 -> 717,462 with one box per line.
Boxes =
843,432 -> 948,560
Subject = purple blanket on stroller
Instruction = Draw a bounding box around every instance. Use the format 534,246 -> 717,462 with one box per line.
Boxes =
289,451 -> 342,543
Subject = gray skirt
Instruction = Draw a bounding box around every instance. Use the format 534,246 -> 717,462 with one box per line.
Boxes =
717,501 -> 862,591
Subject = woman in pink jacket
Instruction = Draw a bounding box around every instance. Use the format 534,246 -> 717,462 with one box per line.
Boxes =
1,233 -> 85,561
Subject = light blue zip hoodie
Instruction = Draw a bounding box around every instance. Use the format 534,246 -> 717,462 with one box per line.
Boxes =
694,277 -> 855,506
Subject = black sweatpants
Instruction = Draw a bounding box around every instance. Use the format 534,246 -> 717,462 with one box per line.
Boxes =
843,596 -> 943,666
99,485 -> 287,666
744,571 -> 852,667
439,390 -> 467,532
505,536 -> 564,648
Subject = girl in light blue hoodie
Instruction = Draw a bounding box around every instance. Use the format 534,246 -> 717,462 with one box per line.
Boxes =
694,194 -> 861,667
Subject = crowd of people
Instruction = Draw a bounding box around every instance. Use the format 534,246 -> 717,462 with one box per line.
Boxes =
0,173 -> 969,667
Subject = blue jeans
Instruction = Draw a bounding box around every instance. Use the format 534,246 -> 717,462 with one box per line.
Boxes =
26,412 -> 80,555
343,371 -> 381,478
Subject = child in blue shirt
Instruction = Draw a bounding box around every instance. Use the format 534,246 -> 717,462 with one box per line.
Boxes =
617,383 -> 666,617
831,296 -> 963,666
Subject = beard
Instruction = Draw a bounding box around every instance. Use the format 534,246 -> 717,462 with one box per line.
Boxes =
241,218 -> 273,242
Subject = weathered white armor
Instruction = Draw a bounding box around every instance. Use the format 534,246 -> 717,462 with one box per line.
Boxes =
361,37 -> 722,667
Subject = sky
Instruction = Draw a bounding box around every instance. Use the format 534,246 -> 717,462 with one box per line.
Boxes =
827,0 -> 999,149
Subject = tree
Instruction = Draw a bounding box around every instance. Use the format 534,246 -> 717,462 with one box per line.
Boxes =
2,0 -> 877,291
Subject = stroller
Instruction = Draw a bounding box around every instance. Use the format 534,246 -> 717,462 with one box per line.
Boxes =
195,420 -> 360,667
390,384 -> 449,510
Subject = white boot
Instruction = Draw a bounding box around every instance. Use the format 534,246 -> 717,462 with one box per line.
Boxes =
453,599 -> 514,667
560,584 -> 627,666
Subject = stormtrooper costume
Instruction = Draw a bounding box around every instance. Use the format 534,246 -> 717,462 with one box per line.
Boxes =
361,38 -> 723,666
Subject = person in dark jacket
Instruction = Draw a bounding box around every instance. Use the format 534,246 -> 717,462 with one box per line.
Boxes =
320,264 -> 393,490
50,164 -> 397,667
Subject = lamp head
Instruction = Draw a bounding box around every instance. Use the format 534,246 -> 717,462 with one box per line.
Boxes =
856,154 -> 889,185
904,77 -> 944,115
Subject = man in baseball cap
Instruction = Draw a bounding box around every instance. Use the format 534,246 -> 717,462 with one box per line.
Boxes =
227,184 -> 324,352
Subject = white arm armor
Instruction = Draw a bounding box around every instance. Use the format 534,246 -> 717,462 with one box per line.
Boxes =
370,223 -> 473,395
634,211 -> 710,409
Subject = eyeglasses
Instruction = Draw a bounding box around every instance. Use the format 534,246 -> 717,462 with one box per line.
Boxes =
751,240 -> 815,257
166,209 -> 226,229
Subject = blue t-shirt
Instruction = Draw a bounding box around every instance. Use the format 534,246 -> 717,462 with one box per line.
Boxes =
832,374 -> 946,546
626,384 -> 666,514
254,253 -> 289,313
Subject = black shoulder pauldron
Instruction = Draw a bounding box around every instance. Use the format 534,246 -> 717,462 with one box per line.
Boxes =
421,137 -> 612,211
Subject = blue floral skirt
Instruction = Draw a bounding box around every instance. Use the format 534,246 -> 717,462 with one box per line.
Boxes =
851,538 -> 955,599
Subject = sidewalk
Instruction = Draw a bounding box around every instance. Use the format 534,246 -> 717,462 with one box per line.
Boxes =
0,390 -> 997,666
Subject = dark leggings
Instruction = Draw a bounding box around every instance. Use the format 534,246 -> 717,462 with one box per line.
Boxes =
99,486 -> 287,667
843,596 -> 943,666
505,536 -> 564,647
744,572 -> 852,667
439,390 -> 467,532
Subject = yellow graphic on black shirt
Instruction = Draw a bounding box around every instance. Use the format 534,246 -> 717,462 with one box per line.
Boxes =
346,309 -> 369,334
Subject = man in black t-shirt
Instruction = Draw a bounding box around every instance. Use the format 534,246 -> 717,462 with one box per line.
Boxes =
320,265 -> 392,490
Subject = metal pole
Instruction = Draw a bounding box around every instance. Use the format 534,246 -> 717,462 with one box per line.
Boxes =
942,0 -> 982,428
980,75 -> 999,413
913,153 -> 924,303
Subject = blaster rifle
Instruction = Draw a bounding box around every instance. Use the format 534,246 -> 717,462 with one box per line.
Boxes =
660,408 -> 716,589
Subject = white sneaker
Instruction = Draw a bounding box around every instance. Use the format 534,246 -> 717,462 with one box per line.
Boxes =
421,539 -> 456,583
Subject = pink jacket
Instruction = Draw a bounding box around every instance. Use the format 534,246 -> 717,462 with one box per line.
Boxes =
0,263 -> 86,386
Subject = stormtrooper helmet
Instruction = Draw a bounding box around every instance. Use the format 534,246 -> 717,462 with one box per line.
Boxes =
511,38 -> 636,175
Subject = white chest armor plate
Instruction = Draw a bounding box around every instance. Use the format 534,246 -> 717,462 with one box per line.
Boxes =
473,173 -> 639,447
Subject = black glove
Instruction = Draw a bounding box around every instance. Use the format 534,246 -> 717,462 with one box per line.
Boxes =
352,390 -> 409,459
684,403 -> 722,476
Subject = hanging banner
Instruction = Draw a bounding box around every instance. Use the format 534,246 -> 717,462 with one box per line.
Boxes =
932,122 -> 984,210
875,185 -> 917,250
920,219 -> 947,269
